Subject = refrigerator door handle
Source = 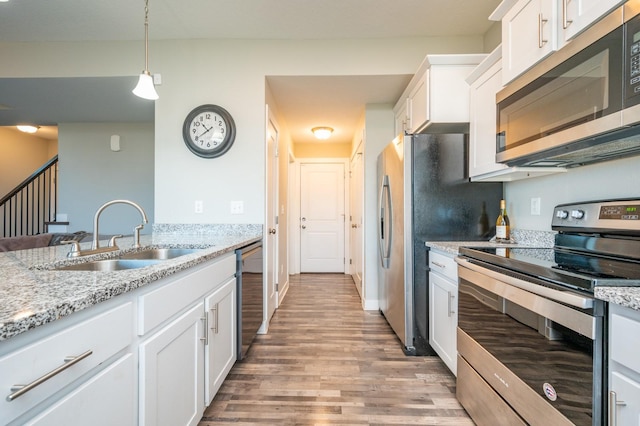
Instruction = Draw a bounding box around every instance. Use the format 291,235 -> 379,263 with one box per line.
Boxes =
378,175 -> 392,268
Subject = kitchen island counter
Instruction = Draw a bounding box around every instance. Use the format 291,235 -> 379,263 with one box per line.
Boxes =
0,224 -> 261,342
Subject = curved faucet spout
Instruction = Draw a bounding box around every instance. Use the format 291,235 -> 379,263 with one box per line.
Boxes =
92,199 -> 149,250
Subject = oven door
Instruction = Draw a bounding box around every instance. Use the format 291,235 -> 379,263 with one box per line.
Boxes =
455,258 -> 605,426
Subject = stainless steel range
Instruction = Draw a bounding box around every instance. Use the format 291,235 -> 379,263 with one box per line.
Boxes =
456,199 -> 640,425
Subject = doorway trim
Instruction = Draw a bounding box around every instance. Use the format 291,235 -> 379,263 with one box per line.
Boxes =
290,157 -> 350,275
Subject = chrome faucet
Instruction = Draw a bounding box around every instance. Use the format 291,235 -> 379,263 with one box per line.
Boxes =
66,199 -> 149,258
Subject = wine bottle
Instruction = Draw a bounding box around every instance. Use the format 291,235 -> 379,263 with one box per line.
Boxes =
477,201 -> 489,238
495,199 -> 510,243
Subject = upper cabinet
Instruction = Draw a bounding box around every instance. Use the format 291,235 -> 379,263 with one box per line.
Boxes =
467,46 -> 566,181
497,0 -> 624,84
394,54 -> 486,135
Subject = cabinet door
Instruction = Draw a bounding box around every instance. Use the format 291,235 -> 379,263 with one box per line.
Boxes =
610,372 -> 640,425
429,272 -> 457,375
503,0 -> 556,84
561,0 -> 623,41
139,302 -> 205,426
27,355 -> 136,426
204,277 -> 237,405
469,59 -> 508,178
394,99 -> 409,136
408,71 -> 428,133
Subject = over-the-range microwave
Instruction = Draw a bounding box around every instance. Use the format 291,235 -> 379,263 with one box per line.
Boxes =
496,0 -> 640,168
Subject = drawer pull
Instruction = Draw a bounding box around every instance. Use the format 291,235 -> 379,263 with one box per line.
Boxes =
7,350 -> 93,402
211,304 -> 219,334
432,261 -> 446,269
201,315 -> 208,345
609,390 -> 627,426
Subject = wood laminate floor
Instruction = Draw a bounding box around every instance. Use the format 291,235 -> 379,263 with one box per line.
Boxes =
199,273 -> 473,425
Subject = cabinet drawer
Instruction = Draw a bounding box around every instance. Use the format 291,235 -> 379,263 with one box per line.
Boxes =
0,302 -> 133,425
610,306 -> 640,373
429,250 -> 458,282
138,253 -> 235,335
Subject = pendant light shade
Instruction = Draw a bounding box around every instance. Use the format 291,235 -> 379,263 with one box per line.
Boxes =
133,71 -> 158,100
132,0 -> 158,100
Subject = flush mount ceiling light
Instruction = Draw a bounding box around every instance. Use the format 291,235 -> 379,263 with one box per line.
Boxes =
132,0 -> 159,100
16,125 -> 39,133
312,127 -> 334,140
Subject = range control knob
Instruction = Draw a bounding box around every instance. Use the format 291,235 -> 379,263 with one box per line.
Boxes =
556,210 -> 569,219
571,209 -> 585,219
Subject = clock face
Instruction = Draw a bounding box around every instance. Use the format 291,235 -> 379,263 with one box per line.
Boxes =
182,105 -> 235,158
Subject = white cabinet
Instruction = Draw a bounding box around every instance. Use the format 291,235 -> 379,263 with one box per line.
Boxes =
393,54 -> 486,134
609,303 -> 640,425
428,249 -> 458,375
502,0 -> 557,84
394,98 -> 409,136
467,47 -> 565,182
500,0 -> 623,84
204,277 -> 237,404
0,302 -> 134,426
138,253 -> 237,426
561,0 -> 624,42
139,302 -> 205,426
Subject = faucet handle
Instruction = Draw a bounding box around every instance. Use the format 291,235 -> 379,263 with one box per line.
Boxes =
133,225 -> 144,248
108,234 -> 124,248
61,240 -> 81,258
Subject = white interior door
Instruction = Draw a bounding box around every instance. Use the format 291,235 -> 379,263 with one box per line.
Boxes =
300,162 -> 345,273
265,107 -> 278,325
350,148 -> 364,296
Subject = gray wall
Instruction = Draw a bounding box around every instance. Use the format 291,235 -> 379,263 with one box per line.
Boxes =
58,122 -> 154,235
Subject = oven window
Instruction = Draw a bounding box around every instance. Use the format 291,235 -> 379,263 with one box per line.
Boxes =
458,279 -> 595,425
497,27 -> 623,152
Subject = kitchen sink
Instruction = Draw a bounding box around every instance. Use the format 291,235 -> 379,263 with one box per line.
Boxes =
118,248 -> 202,260
55,259 -> 165,272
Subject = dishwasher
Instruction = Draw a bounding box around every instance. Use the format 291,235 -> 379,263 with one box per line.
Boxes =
235,241 -> 264,360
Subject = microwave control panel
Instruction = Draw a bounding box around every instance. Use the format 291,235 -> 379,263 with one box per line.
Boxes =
626,14 -> 640,102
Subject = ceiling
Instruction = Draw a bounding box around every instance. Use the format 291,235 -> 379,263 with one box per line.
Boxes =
0,0 -> 501,145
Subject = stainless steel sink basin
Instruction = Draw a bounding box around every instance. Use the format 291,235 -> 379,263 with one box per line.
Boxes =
56,259 -> 164,271
118,248 -> 202,260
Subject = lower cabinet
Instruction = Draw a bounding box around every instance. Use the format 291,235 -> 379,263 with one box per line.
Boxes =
1,252 -> 239,426
205,277 -> 237,405
139,303 -> 206,426
609,303 -> 640,424
428,249 -> 458,375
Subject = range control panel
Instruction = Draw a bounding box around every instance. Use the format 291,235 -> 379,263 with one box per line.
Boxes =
551,200 -> 640,232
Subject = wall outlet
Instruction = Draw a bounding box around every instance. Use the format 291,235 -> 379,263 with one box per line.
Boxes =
194,200 -> 203,214
230,201 -> 244,215
531,197 -> 541,216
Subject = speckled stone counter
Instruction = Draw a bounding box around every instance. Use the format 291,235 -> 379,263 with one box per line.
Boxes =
0,224 -> 262,341
595,287 -> 640,311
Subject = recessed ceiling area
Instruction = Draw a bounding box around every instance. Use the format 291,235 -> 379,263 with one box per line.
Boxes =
267,75 -> 412,145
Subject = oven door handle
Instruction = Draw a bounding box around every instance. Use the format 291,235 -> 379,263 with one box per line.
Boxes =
455,258 -> 593,309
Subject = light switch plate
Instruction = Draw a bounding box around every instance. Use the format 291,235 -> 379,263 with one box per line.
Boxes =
531,197 -> 541,216
194,200 -> 203,214
230,201 -> 244,215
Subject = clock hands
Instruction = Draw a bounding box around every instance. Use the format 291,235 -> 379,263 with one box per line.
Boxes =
198,124 -> 213,138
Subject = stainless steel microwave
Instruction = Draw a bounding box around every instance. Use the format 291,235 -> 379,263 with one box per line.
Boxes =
496,0 -> 640,168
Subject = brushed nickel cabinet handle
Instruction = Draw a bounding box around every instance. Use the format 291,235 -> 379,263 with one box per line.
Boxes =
432,261 -> 446,269
7,350 -> 93,402
201,315 -> 208,344
609,390 -> 627,426
211,304 -> 219,334
562,0 -> 573,29
447,292 -> 455,317
538,14 -> 548,48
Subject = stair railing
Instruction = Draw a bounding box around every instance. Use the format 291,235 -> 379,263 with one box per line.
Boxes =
0,155 -> 58,238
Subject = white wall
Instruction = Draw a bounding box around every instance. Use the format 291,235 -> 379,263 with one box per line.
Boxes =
505,156 -> 640,231
0,36 -> 485,226
58,122 -> 154,235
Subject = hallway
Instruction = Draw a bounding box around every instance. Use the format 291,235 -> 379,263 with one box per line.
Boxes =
199,274 -> 473,425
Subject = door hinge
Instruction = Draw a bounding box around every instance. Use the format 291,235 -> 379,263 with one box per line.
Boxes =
349,259 -> 353,265
276,283 -> 279,292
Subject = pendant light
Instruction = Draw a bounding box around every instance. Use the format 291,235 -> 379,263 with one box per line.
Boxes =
132,0 -> 159,100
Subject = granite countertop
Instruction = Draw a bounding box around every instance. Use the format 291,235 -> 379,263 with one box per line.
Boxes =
0,224 -> 262,342
424,229 -> 640,312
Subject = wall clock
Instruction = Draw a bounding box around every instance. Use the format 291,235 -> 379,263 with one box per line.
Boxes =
182,104 -> 236,158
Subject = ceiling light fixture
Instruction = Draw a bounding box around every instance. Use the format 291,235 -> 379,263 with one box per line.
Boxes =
17,125 -> 39,133
132,0 -> 159,100
312,127 -> 333,140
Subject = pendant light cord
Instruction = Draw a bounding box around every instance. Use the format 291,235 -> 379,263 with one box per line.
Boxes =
144,0 -> 150,73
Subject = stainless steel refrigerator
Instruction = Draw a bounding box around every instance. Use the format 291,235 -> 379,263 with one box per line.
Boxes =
377,132 -> 503,355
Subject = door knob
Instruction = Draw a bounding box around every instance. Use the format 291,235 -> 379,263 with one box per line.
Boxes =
301,225 -> 306,229
269,228 -> 276,235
